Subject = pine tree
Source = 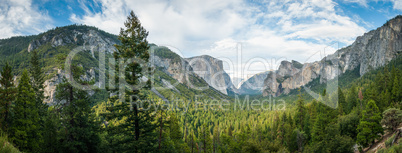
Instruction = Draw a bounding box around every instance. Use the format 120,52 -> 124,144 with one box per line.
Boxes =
9,69 -> 41,152
346,85 -> 357,114
311,113 -> 326,142
103,10 -> 157,153
338,87 -> 346,115
42,107 -> 61,153
0,62 -> 16,132
30,50 -> 46,109
294,94 -> 305,130
55,65 -> 101,152
357,100 -> 383,148
29,50 -> 48,151
199,123 -> 211,153
392,75 -> 399,103
169,113 -> 189,152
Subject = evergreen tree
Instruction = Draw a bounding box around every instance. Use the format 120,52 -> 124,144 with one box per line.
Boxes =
294,94 -> 305,131
9,69 -> 41,152
356,100 -> 383,148
29,50 -> 48,151
392,75 -> 399,103
42,107 -> 61,153
311,113 -> 326,142
0,62 -> 16,132
55,65 -> 101,153
199,123 -> 212,153
103,10 -> 157,153
29,50 -> 46,110
346,85 -> 357,114
338,87 -> 346,115
169,113 -> 189,152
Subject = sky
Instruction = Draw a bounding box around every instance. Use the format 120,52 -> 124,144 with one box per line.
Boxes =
1,0 -> 401,82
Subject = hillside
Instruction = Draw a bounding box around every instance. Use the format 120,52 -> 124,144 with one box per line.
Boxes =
262,15 -> 402,97
0,25 -> 233,104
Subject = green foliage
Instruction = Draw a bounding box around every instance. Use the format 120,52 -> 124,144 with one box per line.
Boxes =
385,133 -> 396,148
55,65 -> 101,153
377,142 -> 402,153
357,100 -> 384,147
102,11 -> 158,153
0,132 -> 21,153
346,85 -> 358,114
153,46 -> 182,63
381,108 -> 402,132
338,110 -> 359,140
9,69 -> 41,152
338,87 -> 346,115
0,62 -> 16,132
1,13 -> 402,153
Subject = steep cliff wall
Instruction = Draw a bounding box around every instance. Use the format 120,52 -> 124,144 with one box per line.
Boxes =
262,16 -> 402,97
185,55 -> 238,95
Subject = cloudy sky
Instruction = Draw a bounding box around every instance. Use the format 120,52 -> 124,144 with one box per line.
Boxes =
1,0 -> 401,81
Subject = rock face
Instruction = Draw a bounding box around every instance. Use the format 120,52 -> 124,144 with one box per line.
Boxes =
149,46 -> 194,85
27,26 -> 120,104
28,27 -> 118,56
185,55 -> 238,95
263,16 -> 402,97
43,68 -> 97,104
238,71 -> 269,95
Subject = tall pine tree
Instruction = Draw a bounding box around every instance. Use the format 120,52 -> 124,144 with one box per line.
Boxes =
55,65 -> 101,153
29,50 -> 48,151
103,10 -> 157,153
338,87 -> 346,115
9,69 -> 41,152
356,100 -> 383,148
0,62 -> 16,132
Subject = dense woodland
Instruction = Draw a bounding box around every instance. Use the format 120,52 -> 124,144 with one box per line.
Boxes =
1,11 -> 402,153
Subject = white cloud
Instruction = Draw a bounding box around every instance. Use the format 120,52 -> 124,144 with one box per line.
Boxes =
342,0 -> 368,7
342,0 -> 402,10
71,0 -> 368,80
390,0 -> 402,10
0,0 -> 53,39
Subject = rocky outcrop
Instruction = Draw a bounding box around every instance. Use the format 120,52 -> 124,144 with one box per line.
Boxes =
185,55 -> 238,95
28,27 -> 117,57
43,68 -> 97,104
27,26 -> 119,104
263,16 -> 402,97
149,45 -> 218,92
149,46 -> 192,84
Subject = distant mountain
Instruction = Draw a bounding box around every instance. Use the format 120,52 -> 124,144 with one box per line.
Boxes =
185,55 -> 238,95
238,71 -> 269,95
262,15 -> 402,97
231,77 -> 244,89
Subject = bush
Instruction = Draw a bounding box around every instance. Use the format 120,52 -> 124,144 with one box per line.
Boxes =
0,132 -> 21,153
386,134 -> 397,147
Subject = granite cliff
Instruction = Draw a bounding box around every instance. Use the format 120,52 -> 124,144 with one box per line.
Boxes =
185,55 -> 238,95
262,16 -> 402,97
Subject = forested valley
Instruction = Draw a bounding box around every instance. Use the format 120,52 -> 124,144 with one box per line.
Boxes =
0,11 -> 401,153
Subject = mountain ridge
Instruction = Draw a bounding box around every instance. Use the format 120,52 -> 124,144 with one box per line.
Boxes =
262,15 -> 402,97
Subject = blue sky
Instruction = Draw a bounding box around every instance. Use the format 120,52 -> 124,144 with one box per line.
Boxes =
1,0 -> 401,80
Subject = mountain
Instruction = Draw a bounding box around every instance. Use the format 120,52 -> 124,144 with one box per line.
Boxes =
231,77 -> 244,89
0,25 -> 232,103
185,55 -> 238,95
262,15 -> 402,97
238,71 -> 269,95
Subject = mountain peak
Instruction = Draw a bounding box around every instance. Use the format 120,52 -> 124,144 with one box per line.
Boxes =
27,24 -> 118,53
